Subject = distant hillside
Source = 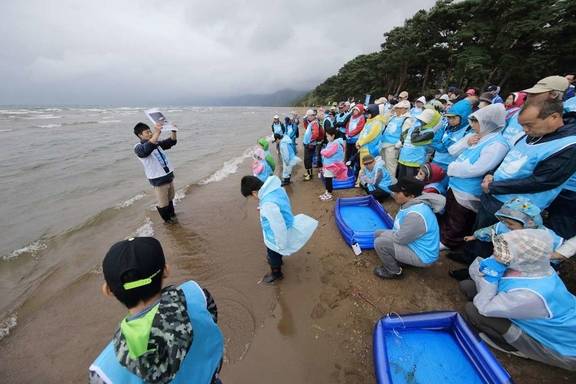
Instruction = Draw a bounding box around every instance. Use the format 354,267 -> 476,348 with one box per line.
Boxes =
209,89 -> 308,107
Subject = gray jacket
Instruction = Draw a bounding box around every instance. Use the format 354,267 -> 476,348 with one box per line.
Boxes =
393,193 -> 445,245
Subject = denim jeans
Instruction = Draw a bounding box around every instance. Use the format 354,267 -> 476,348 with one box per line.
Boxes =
266,247 -> 283,268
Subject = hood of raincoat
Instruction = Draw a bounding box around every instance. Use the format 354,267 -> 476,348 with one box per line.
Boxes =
495,197 -> 543,228
470,103 -> 506,134
445,99 -> 473,131
493,229 -> 554,277
258,175 -> 282,199
253,148 -> 266,161
258,137 -> 270,151
404,192 -> 446,213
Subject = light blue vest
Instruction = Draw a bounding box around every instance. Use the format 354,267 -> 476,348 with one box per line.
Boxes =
432,124 -> 470,167
449,134 -> 509,197
260,188 -> 295,247
502,110 -> 524,145
255,160 -> 273,182
286,123 -> 297,141
425,181 -> 447,195
323,116 -> 334,130
336,111 -> 351,134
393,203 -> 440,264
303,120 -> 314,145
410,107 -> 423,117
90,281 -> 224,384
398,120 -> 429,167
499,274 -> 576,357
322,139 -> 345,167
272,122 -> 284,135
382,115 -> 408,144
364,162 -> 392,192
493,135 -> 576,208
358,118 -> 382,157
280,136 -> 295,164
564,173 -> 576,192
347,116 -> 363,143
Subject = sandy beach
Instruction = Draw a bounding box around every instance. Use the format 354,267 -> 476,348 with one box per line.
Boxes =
1,157 -> 576,383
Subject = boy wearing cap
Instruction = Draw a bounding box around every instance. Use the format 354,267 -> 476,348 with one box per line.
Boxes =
89,237 -> 224,384
241,175 -> 318,283
373,177 -> 445,279
134,122 -> 178,224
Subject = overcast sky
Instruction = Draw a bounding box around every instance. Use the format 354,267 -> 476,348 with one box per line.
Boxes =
1,0 -> 436,105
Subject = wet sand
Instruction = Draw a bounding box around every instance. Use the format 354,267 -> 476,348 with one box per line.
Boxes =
1,160 -> 576,383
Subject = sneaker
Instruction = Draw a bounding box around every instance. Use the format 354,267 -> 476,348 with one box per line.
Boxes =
449,268 -> 470,281
373,266 -> 403,280
478,333 -> 528,358
262,271 -> 284,284
303,174 -> 311,181
322,193 -> 333,201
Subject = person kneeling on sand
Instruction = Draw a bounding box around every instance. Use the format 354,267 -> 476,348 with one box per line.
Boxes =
459,229 -> 576,370
358,154 -> 395,203
273,132 -> 301,186
133,122 -> 178,224
241,175 -> 318,284
89,237 -> 224,383
373,177 -> 446,279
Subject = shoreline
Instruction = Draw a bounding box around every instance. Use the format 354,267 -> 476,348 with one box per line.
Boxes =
1,154 -> 575,383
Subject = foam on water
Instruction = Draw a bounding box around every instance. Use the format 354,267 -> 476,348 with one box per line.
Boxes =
98,120 -> 122,124
36,123 -> 62,128
0,314 -> 17,340
199,147 -> 254,185
115,193 -> 145,209
23,115 -> 62,120
173,188 -> 187,204
3,241 -> 47,261
0,129 -> 13,132
134,217 -> 154,237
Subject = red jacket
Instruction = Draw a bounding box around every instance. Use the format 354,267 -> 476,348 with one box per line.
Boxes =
346,115 -> 365,138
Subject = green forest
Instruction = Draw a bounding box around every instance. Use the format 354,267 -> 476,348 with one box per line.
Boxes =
297,0 -> 576,106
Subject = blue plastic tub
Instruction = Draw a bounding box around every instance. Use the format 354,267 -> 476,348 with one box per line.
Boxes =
321,167 -> 357,190
373,311 -> 512,384
334,195 -> 394,249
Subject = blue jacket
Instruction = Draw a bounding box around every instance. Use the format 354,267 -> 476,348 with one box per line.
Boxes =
432,100 -> 472,167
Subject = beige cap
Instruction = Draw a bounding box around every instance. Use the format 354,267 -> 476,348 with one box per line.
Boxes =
399,91 -> 409,99
375,97 -> 387,105
394,100 -> 411,109
523,76 -> 569,94
306,109 -> 315,116
416,109 -> 436,124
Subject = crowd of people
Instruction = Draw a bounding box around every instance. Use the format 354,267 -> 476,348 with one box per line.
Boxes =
251,74 -> 576,371
88,74 -> 576,383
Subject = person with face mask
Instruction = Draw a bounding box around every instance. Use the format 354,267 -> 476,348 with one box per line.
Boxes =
459,229 -> 576,371
439,104 -> 510,251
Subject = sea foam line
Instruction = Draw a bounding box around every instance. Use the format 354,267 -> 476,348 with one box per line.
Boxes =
0,314 -> 17,340
3,241 -> 47,261
199,148 -> 253,185
133,217 -> 154,237
115,193 -> 145,209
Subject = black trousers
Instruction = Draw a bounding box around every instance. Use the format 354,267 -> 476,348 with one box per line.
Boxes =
440,189 -> 476,250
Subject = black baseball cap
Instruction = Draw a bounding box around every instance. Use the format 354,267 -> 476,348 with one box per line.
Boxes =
103,237 -> 166,293
389,177 -> 425,197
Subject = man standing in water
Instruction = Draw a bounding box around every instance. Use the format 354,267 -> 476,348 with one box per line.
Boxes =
134,122 -> 178,224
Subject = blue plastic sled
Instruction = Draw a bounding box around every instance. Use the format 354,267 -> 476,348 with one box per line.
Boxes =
334,195 -> 394,249
321,167 -> 357,190
373,311 -> 512,384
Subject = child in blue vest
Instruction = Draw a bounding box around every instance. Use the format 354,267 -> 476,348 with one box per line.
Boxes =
319,127 -> 347,201
273,133 -> 301,186
459,229 -> 576,370
358,154 -> 395,203
241,176 -> 318,284
89,237 -> 224,384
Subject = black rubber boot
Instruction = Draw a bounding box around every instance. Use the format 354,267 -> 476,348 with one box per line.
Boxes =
156,205 -> 174,223
281,178 -> 291,186
168,201 -> 178,219
262,267 -> 284,284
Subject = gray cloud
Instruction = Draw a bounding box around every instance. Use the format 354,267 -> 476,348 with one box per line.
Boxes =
1,0 -> 436,105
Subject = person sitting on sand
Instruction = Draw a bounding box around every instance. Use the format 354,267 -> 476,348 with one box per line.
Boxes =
358,154 -> 395,203
373,177 -> 446,279
459,229 -> 576,370
89,237 -> 224,383
240,175 -> 318,284
133,122 -> 178,224
273,132 -> 301,186
319,127 -> 347,201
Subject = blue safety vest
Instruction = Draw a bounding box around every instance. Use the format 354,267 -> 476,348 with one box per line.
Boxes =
449,134 -> 509,197
381,116 -> 408,145
393,203 -> 440,264
502,110 -> 525,145
499,274 -> 576,357
398,120 -> 429,167
322,139 -> 345,167
90,281 -> 224,384
363,162 -> 392,192
493,135 -> 576,208
272,122 -> 284,135
347,116 -> 363,144
432,124 -> 470,168
358,117 -> 383,157
335,111 -> 350,134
